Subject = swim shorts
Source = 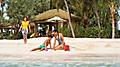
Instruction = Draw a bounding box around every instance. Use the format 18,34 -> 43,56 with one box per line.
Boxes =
39,44 -> 45,49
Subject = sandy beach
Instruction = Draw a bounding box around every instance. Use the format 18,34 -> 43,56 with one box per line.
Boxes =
0,37 -> 120,63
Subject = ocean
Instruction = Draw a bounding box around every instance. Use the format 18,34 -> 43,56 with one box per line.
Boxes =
0,61 -> 120,67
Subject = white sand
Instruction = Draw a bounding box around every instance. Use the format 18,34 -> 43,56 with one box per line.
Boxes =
0,37 -> 120,63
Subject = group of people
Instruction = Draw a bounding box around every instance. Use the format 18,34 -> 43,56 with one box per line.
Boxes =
31,29 -> 65,51
19,16 -> 67,51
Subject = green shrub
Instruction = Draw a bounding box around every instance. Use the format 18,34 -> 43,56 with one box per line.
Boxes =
58,25 -> 112,38
58,26 -> 71,37
15,32 -> 22,39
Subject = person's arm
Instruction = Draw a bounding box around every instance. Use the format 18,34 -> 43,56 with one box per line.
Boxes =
49,42 -> 52,49
43,39 -> 47,48
43,39 -> 48,51
60,33 -> 65,45
19,23 -> 22,32
53,37 -> 56,50
45,43 -> 47,49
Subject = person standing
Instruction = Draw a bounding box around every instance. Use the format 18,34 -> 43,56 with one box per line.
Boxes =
19,16 -> 31,44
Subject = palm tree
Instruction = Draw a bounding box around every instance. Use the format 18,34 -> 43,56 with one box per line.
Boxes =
92,0 -> 101,38
107,0 -> 119,38
64,0 -> 75,38
106,0 -> 120,38
110,2 -> 115,39
50,0 -> 75,38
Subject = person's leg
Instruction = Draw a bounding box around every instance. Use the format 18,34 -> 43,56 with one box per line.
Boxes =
24,29 -> 28,44
40,48 -> 45,51
31,48 -> 41,51
22,29 -> 27,44
55,45 -> 64,50
24,35 -> 27,44
23,34 -> 27,44
33,44 -> 45,51
55,42 -> 65,50
25,29 -> 28,44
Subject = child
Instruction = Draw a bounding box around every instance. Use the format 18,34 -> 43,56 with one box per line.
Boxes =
31,34 -> 53,51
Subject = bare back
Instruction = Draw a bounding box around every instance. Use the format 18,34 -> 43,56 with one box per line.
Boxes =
43,39 -> 51,46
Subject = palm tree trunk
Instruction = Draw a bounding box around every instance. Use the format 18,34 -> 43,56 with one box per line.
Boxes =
110,2 -> 115,39
93,0 -> 101,38
64,0 -> 75,38
50,0 -> 53,9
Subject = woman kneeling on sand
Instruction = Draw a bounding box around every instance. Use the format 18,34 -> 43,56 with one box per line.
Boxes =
52,29 -> 65,50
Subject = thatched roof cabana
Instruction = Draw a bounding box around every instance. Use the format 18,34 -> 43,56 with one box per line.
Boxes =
33,9 -> 80,37
34,9 -> 79,22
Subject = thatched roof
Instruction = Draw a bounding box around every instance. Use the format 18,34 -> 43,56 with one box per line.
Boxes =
0,23 -> 16,29
0,0 -> 2,3
34,9 -> 79,21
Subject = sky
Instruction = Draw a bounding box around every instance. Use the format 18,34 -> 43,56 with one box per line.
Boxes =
118,9 -> 120,16
0,3 -> 9,20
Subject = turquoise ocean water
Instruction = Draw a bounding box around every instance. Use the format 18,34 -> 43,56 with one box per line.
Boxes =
0,61 -> 120,67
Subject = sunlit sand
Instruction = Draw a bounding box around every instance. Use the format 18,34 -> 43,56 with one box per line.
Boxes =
0,37 -> 120,63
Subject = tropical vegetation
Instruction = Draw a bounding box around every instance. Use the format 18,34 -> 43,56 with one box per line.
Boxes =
0,0 -> 120,39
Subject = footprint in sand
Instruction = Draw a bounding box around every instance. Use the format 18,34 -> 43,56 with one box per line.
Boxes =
105,44 -> 111,48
